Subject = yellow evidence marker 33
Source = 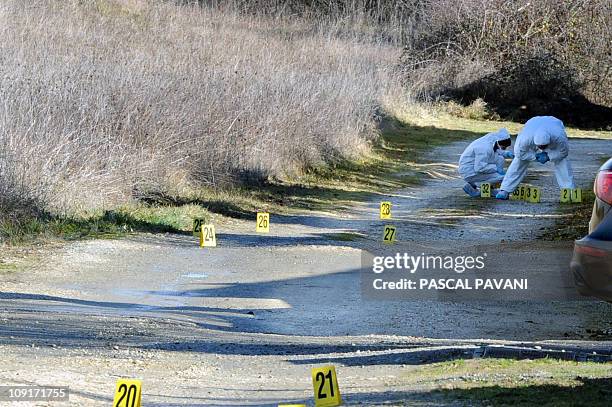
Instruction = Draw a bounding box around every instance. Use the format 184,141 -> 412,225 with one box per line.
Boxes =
256,212 -> 270,233
480,182 -> 491,198
380,201 -> 391,219
311,365 -> 342,407
113,378 -> 142,407
199,224 -> 217,247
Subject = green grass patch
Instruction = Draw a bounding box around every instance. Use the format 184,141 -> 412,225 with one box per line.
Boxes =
404,358 -> 612,406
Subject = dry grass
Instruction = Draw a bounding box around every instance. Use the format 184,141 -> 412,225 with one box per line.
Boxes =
0,0 -> 403,229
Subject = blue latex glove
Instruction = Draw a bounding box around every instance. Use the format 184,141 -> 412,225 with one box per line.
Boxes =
496,190 -> 509,200
535,151 -> 550,164
502,151 -> 514,159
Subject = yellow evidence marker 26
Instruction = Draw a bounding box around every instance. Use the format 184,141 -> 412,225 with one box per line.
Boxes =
480,183 -> 491,198
571,188 -> 582,203
380,201 -> 392,219
113,379 -> 142,407
383,225 -> 396,243
256,212 -> 270,233
199,224 -> 217,247
192,218 -> 205,237
311,365 -> 342,407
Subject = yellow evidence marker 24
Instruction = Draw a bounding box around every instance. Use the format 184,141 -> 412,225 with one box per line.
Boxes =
192,218 -> 205,237
571,188 -> 583,203
256,212 -> 270,233
199,224 -> 217,247
480,182 -> 491,198
380,201 -> 391,219
311,365 -> 342,407
113,379 -> 142,407
383,225 -> 396,243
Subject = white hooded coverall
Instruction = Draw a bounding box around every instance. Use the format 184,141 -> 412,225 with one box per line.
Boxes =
458,128 -> 511,186
500,116 -> 575,193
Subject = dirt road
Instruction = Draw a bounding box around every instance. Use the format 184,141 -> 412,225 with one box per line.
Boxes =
0,139 -> 610,406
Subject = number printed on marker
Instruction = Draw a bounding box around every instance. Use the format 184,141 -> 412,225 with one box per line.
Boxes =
380,202 -> 391,219
383,225 -> 396,243
256,212 -> 270,233
199,224 -> 217,247
480,183 -> 491,198
192,218 -> 205,236
311,365 -> 342,407
113,379 -> 142,407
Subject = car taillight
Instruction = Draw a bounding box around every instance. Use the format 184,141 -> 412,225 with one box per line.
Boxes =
575,244 -> 607,257
595,170 -> 612,205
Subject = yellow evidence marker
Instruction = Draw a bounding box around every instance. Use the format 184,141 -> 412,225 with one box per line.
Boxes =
256,212 -> 270,233
480,183 -> 491,198
192,218 -> 205,237
380,201 -> 392,219
113,378 -> 142,407
571,188 -> 583,203
383,225 -> 397,244
311,365 -> 342,407
527,186 -> 541,203
199,224 -> 217,247
510,188 -> 522,201
519,184 -> 527,200
560,188 -> 571,203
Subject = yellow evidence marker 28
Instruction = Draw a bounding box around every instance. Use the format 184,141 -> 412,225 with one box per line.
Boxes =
311,365 -> 342,407
199,224 -> 217,247
571,188 -> 582,203
113,379 -> 142,407
256,212 -> 270,233
380,201 -> 392,219
383,225 -> 396,243
480,183 -> 491,198
192,218 -> 205,237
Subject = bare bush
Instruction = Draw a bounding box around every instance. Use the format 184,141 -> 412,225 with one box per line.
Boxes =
0,0 -> 401,219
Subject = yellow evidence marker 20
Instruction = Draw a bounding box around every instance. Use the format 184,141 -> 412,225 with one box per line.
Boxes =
380,201 -> 392,219
311,365 -> 342,407
199,224 -> 217,247
192,218 -> 205,237
480,183 -> 491,198
113,378 -> 142,407
383,225 -> 396,243
571,188 -> 582,203
256,212 -> 270,233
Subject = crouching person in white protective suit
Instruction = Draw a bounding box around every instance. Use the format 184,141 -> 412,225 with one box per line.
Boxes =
496,116 -> 575,200
458,128 -> 514,197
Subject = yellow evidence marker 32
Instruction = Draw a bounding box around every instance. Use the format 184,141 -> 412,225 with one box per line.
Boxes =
383,225 -> 396,243
380,201 -> 391,219
113,378 -> 142,407
480,182 -> 491,198
256,212 -> 270,233
571,188 -> 583,203
311,365 -> 342,407
199,224 -> 217,247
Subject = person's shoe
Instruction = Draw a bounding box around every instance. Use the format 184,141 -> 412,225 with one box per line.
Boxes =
495,190 -> 510,200
463,184 -> 480,197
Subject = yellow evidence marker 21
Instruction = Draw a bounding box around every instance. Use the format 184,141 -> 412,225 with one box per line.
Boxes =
256,212 -> 270,233
480,183 -> 491,198
199,224 -> 217,247
380,201 -> 392,219
311,365 -> 342,407
113,379 -> 142,407
383,225 -> 396,243
571,188 -> 583,203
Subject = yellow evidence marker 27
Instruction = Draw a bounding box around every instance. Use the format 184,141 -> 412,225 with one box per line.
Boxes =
480,183 -> 491,198
383,225 -> 396,243
199,224 -> 217,247
113,378 -> 142,407
380,201 -> 391,219
192,218 -> 205,237
311,365 -> 342,407
571,188 -> 582,203
256,212 -> 270,233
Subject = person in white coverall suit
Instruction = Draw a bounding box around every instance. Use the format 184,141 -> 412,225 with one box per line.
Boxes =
458,128 -> 514,197
496,116 -> 575,200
